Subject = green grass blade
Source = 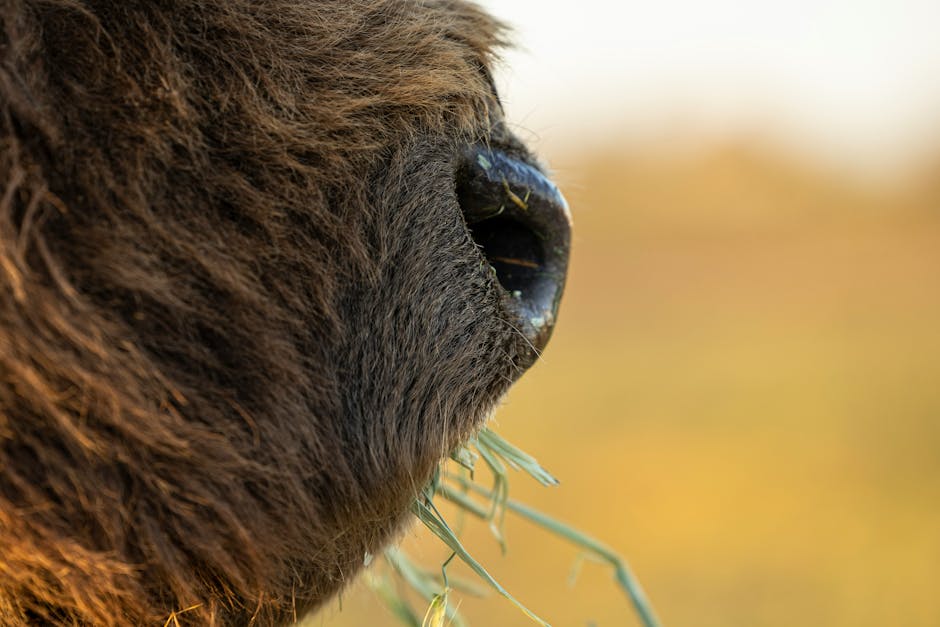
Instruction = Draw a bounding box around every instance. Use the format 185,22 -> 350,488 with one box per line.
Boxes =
366,573 -> 423,627
477,429 -> 559,487
471,436 -> 510,550
441,476 -> 661,627
384,547 -> 468,627
411,496 -> 551,627
449,443 -> 478,473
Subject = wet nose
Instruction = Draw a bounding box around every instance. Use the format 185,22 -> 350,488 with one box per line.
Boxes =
456,147 -> 572,365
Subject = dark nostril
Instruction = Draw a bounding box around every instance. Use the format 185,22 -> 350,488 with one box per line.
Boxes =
456,147 -> 571,366
468,216 -> 544,293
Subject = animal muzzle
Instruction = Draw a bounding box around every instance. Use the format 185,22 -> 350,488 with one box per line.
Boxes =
456,147 -> 572,365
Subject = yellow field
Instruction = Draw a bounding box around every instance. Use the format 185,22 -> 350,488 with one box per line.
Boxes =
318,143 -> 940,626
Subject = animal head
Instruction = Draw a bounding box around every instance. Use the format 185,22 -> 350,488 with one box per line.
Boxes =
0,1 -> 570,623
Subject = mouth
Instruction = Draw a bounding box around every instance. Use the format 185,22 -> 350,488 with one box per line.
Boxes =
456,146 -> 572,369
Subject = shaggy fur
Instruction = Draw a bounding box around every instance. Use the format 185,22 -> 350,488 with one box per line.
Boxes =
0,1 -> 540,624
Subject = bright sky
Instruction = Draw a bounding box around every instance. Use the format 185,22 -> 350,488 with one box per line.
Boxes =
478,0 -> 940,176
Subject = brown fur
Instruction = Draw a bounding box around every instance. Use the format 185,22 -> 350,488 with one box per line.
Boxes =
0,1 -> 537,624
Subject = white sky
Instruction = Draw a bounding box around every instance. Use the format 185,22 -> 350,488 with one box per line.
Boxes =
478,0 -> 940,176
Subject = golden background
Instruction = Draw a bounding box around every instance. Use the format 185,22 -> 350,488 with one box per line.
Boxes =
318,140 -> 940,626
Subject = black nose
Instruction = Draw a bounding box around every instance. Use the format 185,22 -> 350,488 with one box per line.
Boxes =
456,147 -> 571,364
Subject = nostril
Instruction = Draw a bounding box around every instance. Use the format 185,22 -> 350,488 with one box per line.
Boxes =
467,216 -> 544,294
456,147 -> 571,365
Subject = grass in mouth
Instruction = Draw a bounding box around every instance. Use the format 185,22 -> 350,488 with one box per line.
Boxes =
366,427 -> 661,627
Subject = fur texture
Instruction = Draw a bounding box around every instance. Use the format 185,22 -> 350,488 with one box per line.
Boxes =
0,0 -> 537,624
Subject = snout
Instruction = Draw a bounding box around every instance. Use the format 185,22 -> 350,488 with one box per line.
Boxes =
456,147 -> 571,366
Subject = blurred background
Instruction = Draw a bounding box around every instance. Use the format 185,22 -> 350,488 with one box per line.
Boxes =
321,1 -> 940,625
